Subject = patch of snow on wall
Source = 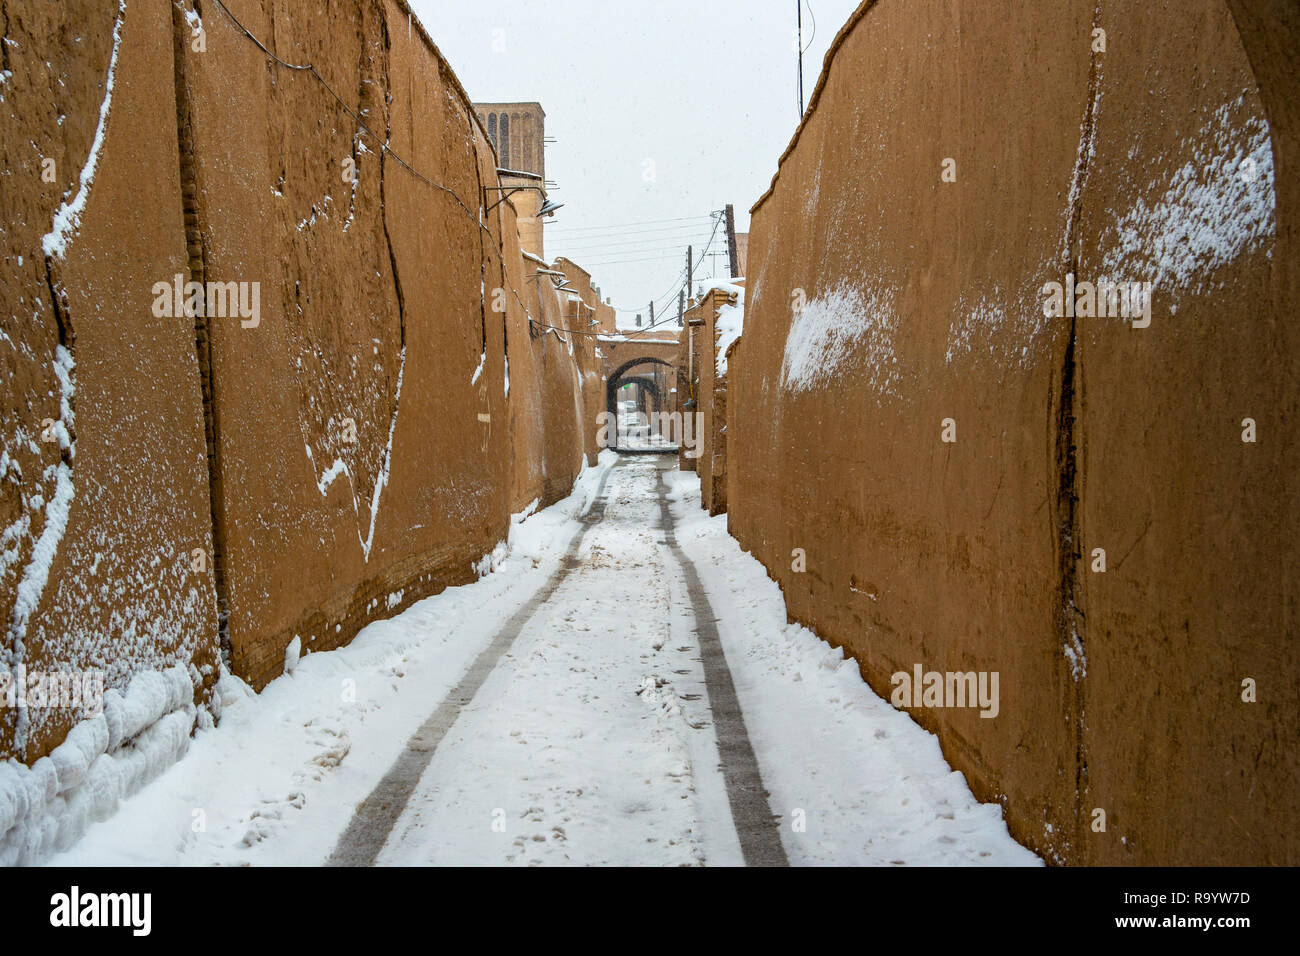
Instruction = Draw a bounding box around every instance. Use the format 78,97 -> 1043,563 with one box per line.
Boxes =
1100,94 -> 1275,301
6,346 -> 76,753
316,458 -> 348,496
715,294 -> 745,377
945,282 -> 1048,368
780,278 -> 900,397
360,347 -> 405,562
1060,62 -> 1103,263
42,0 -> 126,260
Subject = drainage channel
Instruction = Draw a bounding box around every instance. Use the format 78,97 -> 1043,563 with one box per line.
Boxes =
326,459 -> 622,866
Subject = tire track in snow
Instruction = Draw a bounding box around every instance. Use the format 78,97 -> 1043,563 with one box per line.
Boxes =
325,459 -> 622,866
652,459 -> 789,867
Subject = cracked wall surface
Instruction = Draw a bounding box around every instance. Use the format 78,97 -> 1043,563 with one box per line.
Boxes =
1,0 -> 592,761
729,0 -> 1298,864
2,0 -> 219,763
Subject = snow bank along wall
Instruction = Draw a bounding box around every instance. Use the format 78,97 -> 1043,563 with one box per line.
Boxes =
0,0 -> 591,848
729,0 -> 1298,865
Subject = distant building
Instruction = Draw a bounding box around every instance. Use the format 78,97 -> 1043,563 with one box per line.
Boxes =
474,102 -> 549,258
474,102 -> 546,178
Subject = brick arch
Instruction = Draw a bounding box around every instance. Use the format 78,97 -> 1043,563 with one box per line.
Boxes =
606,356 -> 675,445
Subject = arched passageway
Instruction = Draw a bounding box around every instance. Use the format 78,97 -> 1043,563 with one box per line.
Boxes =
605,356 -> 677,453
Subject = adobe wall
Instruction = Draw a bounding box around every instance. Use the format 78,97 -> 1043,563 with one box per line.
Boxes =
177,0 -> 594,689
1,0 -> 593,772
730,0 -> 1298,864
674,320 -> 697,474
554,258 -> 612,463
677,289 -> 736,513
1,0 -> 220,762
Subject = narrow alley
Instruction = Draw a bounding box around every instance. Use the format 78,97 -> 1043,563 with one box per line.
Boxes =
2,0 -> 1294,927
49,456 -> 1033,867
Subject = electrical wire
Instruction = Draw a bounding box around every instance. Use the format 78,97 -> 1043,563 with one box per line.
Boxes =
548,214 -> 714,235
602,210 -> 725,331
209,0 -> 558,336
603,267 -> 686,314
210,0 -> 708,351
552,222 -> 715,244
553,230 -> 727,255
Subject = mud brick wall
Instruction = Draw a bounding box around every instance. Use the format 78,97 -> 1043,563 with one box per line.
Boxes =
2,0 -> 591,762
553,256 -> 612,467
674,325 -> 694,473
532,266 -> 586,508
729,0 -> 1298,865
1,0 -> 220,762
691,296 -> 718,509
709,359 -> 728,516
677,289 -> 734,514
177,0 -> 588,689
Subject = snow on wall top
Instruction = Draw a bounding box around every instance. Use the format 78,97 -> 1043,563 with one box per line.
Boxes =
715,293 -> 745,378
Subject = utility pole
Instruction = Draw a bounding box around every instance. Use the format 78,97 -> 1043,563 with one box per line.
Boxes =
649,300 -> 655,329
797,0 -> 805,117
687,245 -> 694,306
725,203 -> 740,278
678,288 -> 684,327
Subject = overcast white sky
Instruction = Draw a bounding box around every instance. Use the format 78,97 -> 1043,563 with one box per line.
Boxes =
411,0 -> 861,324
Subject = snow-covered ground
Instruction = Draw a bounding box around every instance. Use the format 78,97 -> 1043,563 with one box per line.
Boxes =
49,453 -> 1036,866
616,411 -> 678,451
663,469 -> 1040,866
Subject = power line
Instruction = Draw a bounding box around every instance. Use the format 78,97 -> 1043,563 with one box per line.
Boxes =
570,229 -> 722,269
549,215 -> 713,234
605,267 -> 687,314
584,253 -> 700,269
598,211 -> 725,328
551,222 -> 714,243
209,0 -> 595,347
797,1 -> 817,117
554,230 -> 727,254
552,235 -> 718,261
582,212 -> 722,261
686,211 -> 724,292
611,301 -> 695,338
573,248 -> 713,267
